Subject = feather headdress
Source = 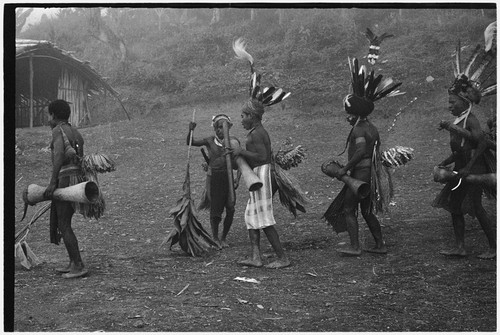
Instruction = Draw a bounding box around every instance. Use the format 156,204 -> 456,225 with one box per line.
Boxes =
365,28 -> 394,65
344,57 -> 404,116
449,25 -> 497,103
484,21 -> 496,53
233,38 -> 290,107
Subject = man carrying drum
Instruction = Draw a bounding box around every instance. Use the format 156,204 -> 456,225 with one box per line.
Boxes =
44,100 -> 88,278
433,48 -> 496,259
324,58 -> 402,256
231,100 -> 291,269
231,37 -> 291,269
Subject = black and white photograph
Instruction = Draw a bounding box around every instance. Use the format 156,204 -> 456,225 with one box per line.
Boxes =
6,2 -> 497,332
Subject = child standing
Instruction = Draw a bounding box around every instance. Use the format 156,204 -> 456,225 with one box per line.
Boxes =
187,114 -> 238,248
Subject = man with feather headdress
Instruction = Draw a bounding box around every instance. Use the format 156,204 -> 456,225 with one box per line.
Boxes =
231,38 -> 291,269
433,36 -> 496,260
231,99 -> 291,269
324,58 -> 403,256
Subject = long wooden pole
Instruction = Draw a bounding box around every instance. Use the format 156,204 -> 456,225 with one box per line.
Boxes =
187,109 -> 196,162
222,120 -> 236,207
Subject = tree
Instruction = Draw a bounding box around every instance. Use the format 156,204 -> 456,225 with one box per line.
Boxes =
277,9 -> 285,26
16,8 -> 34,35
154,8 -> 166,32
87,8 -> 128,63
211,8 -> 220,24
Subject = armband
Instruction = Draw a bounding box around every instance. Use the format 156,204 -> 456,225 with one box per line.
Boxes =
355,137 -> 366,144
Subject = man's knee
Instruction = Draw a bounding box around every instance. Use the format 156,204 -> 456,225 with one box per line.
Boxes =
342,206 -> 356,216
210,215 -> 222,223
57,218 -> 73,236
56,203 -> 74,232
226,206 -> 235,215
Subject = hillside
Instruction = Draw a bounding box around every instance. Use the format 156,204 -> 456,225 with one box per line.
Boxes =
14,5 -> 496,124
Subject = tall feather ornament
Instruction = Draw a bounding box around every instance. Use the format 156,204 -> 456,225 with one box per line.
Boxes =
365,28 -> 394,65
484,21 -> 496,53
233,38 -> 254,71
233,38 -> 259,98
453,40 -> 462,78
470,49 -> 495,82
463,44 -> 482,77
481,84 -> 497,97
233,37 -> 291,106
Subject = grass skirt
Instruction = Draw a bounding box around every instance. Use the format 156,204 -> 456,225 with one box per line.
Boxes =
323,149 -> 393,233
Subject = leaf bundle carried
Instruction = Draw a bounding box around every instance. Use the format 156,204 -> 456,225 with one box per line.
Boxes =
162,109 -> 218,256
163,169 -> 219,256
271,138 -> 309,217
78,153 -> 115,219
81,153 -> 116,174
272,163 -> 309,217
275,145 -> 306,170
381,146 -> 415,168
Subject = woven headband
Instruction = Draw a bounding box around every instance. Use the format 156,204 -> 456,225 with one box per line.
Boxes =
211,114 -> 232,127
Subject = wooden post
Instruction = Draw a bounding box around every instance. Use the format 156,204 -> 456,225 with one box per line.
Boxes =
222,120 -> 236,208
29,53 -> 34,128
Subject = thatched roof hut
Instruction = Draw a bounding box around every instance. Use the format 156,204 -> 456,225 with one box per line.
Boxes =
15,39 -> 128,128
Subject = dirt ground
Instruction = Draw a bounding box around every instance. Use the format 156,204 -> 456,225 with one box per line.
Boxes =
11,97 -> 496,332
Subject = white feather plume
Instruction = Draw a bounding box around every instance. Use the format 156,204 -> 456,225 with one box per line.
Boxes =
233,38 -> 254,65
485,21 -> 496,52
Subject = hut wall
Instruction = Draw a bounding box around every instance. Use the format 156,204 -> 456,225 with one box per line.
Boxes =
15,96 -> 50,128
58,69 -> 89,127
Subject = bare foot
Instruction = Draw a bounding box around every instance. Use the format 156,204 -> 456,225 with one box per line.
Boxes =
261,252 -> 273,259
337,247 -> 362,256
62,267 -> 89,279
237,259 -> 263,268
55,262 -> 73,273
440,248 -> 467,257
365,245 -> 387,254
264,259 -> 291,269
213,239 -> 223,250
477,249 -> 496,260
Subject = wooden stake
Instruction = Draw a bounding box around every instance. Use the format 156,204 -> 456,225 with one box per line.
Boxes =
222,120 -> 236,207
187,109 -> 196,162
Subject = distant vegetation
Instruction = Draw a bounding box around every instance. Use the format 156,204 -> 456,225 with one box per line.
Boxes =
15,6 -> 496,122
